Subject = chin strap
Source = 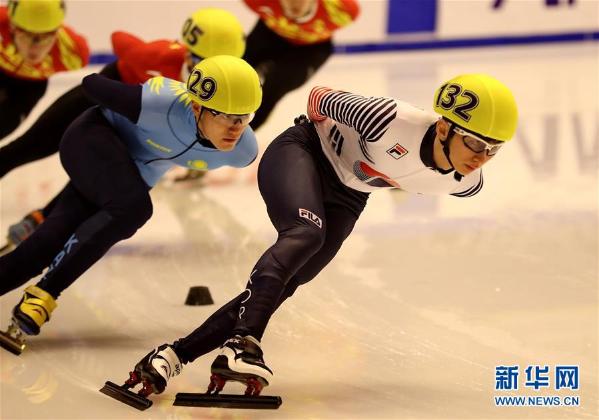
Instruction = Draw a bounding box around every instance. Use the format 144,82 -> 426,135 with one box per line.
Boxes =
441,129 -> 456,171
196,108 -> 216,148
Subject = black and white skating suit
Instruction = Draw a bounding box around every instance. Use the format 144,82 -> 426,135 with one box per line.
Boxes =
170,86 -> 484,365
309,86 -> 483,196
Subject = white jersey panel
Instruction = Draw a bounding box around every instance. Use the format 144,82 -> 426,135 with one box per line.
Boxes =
309,87 -> 483,196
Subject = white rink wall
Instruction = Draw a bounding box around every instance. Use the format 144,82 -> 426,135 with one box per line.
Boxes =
59,0 -> 599,53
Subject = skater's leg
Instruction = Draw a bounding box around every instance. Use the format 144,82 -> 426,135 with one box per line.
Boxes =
3,185 -> 77,254
0,62 -> 120,178
172,292 -> 246,363
0,184 -> 95,295
232,128 -> 330,341
173,205 -> 361,364
35,108 -> 152,298
249,40 -> 332,131
0,85 -> 92,177
0,73 -> 47,140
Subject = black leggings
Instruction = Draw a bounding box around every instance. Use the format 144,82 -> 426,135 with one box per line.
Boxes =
0,107 -> 152,298
173,121 -> 368,363
0,62 -> 121,179
244,20 -> 333,131
0,71 -> 48,140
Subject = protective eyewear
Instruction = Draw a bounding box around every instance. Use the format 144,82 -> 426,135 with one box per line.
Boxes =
205,108 -> 254,126
454,127 -> 502,156
14,27 -> 57,46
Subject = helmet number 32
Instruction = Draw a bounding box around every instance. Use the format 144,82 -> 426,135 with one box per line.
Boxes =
187,69 -> 217,101
435,83 -> 479,122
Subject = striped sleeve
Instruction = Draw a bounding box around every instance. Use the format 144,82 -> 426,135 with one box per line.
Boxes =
450,171 -> 484,198
307,86 -> 397,142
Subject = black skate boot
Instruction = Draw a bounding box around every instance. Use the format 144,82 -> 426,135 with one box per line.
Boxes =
173,335 -> 281,409
100,344 -> 182,411
0,286 -> 57,355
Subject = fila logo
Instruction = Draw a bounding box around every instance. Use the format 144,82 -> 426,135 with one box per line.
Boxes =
299,208 -> 322,228
387,143 -> 408,160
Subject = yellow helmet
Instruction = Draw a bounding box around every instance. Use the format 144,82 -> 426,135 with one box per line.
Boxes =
181,8 -> 245,59
7,0 -> 65,33
186,55 -> 262,115
433,74 -> 518,142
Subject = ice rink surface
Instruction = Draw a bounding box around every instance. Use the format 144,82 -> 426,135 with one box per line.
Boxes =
0,42 -> 597,419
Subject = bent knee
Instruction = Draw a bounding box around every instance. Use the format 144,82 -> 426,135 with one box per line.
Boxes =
282,222 -> 326,254
105,193 -> 153,236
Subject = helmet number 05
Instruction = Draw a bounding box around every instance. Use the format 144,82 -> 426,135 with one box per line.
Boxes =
436,83 -> 479,122
182,18 -> 203,46
187,69 -> 217,101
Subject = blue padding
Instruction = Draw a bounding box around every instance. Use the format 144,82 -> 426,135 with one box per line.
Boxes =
89,53 -> 117,65
88,31 -> 599,64
388,0 -> 436,34
334,31 -> 599,54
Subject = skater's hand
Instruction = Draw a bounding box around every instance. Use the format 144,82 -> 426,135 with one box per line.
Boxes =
294,114 -> 310,126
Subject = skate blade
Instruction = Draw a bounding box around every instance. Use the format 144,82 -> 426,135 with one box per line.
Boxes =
174,393 -> 282,409
0,330 -> 25,355
0,241 -> 15,256
100,381 -> 152,411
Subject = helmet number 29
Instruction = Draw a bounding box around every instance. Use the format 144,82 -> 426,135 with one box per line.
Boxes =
182,18 -> 203,46
435,83 -> 479,122
187,69 -> 217,101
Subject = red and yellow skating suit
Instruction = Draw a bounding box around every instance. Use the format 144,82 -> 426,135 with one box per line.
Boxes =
243,0 -> 359,45
111,31 -> 186,85
0,6 -> 89,81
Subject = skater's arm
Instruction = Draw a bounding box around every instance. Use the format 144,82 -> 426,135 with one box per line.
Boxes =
307,86 -> 397,142
81,73 -> 141,123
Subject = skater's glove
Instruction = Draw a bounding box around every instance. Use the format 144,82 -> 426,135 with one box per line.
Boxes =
294,114 -> 310,126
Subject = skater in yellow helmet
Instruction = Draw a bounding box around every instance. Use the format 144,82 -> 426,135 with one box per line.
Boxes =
0,0 -> 89,139
0,56 -> 261,356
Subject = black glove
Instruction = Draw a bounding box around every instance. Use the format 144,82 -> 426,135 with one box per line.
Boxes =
294,114 -> 310,126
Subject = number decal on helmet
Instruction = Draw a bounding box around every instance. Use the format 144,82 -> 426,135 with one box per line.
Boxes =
181,18 -> 203,46
435,83 -> 479,122
187,69 -> 217,101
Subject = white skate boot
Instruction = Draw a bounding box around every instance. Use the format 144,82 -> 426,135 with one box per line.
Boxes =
208,335 -> 273,396
100,344 -> 182,410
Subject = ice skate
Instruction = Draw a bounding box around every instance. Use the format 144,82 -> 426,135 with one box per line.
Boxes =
208,335 -> 273,395
0,320 -> 26,355
173,335 -> 282,409
0,210 -> 44,256
101,344 -> 182,410
0,286 -> 57,355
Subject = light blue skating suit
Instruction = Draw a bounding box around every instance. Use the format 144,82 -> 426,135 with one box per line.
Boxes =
101,76 -> 258,187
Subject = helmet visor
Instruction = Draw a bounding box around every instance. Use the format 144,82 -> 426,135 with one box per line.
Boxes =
205,108 -> 254,127
454,127 -> 502,156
